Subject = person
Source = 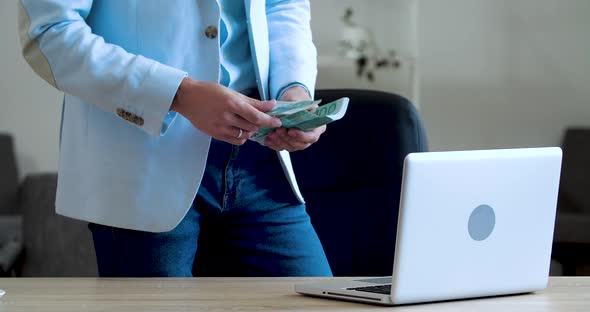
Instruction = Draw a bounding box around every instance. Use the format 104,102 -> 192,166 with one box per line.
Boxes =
18,0 -> 332,277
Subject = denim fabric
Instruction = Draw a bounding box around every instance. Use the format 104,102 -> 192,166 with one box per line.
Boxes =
89,139 -> 332,277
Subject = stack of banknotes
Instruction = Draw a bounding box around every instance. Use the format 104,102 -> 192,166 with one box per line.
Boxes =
250,97 -> 349,145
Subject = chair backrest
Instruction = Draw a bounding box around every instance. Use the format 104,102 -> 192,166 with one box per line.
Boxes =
558,127 -> 590,214
291,89 -> 428,276
0,133 -> 19,215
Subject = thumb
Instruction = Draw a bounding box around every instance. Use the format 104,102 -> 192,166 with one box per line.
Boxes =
248,98 -> 276,113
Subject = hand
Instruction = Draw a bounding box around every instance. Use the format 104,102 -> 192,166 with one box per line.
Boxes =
171,78 -> 281,145
264,86 -> 327,152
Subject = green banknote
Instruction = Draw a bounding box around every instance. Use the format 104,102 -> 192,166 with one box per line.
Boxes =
266,100 -> 322,116
250,97 -> 349,145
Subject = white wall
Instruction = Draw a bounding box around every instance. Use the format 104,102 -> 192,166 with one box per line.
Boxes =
312,0 -> 590,151
419,0 -> 590,151
1,1 -> 589,179
0,0 -> 61,179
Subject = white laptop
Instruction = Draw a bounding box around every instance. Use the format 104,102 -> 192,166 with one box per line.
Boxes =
296,147 -> 563,306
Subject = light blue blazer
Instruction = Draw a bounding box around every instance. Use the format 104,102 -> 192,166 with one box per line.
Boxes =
18,0 -> 317,232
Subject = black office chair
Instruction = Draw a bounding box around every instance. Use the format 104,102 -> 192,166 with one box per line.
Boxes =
291,89 -> 428,276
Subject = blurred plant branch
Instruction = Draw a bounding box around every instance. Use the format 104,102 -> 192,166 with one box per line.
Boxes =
339,8 -> 401,82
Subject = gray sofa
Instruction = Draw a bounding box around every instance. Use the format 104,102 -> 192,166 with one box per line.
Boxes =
18,173 -> 97,277
2,132 -> 96,276
2,124 -> 588,277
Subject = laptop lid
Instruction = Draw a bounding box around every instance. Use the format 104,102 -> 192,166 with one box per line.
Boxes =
390,147 -> 562,304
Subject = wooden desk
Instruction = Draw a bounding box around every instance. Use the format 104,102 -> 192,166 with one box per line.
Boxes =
0,277 -> 588,311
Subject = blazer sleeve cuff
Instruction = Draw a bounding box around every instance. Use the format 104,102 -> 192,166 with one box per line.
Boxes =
269,65 -> 316,100
131,63 -> 187,136
275,82 -> 312,100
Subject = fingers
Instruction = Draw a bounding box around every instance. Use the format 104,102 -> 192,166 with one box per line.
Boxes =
266,131 -> 307,152
227,114 -> 259,133
234,98 -> 281,128
215,96 -> 280,146
265,126 -> 326,152
292,125 -> 327,142
220,126 -> 255,146
247,98 -> 276,113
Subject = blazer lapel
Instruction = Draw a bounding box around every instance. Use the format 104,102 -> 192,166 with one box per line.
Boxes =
244,0 -> 304,204
244,0 -> 269,100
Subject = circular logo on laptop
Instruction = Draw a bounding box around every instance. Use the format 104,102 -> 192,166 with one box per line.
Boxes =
468,204 -> 496,241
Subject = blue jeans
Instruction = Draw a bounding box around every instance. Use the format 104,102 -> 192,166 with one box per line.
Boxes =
89,138 -> 332,277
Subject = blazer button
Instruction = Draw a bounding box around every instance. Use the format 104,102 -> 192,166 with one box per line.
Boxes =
204,26 -> 218,39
